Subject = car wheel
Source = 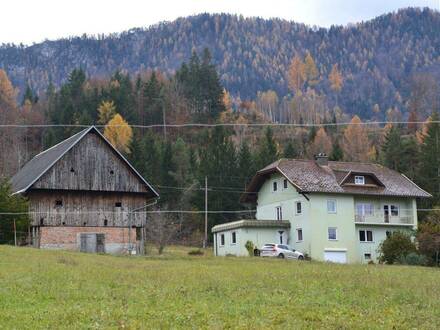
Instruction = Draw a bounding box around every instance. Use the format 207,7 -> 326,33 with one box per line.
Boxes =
298,255 -> 304,260
278,253 -> 285,259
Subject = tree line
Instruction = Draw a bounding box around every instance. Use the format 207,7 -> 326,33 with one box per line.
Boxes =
0,48 -> 440,247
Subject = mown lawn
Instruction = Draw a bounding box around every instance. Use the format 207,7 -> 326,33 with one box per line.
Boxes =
0,246 -> 439,329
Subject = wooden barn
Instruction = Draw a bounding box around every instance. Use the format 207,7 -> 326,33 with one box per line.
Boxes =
10,126 -> 159,254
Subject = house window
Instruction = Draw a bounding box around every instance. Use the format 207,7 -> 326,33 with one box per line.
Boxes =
391,205 -> 399,216
355,176 -> 365,185
295,202 -> 302,215
231,232 -> 237,244
276,206 -> 283,220
359,230 -> 373,242
273,181 -> 278,192
327,200 -> 337,214
55,200 -> 63,207
364,253 -> 372,260
328,227 -> 337,240
115,202 -> 122,207
283,179 -> 288,189
356,203 -> 373,216
220,234 -> 225,246
297,228 -> 303,242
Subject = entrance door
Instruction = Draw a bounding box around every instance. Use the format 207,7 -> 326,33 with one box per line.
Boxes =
383,205 -> 390,223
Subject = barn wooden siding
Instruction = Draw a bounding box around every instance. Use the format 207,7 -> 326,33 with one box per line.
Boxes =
33,133 -> 149,194
28,190 -> 149,227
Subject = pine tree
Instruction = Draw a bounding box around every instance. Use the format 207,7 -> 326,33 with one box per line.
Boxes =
159,141 -> 178,203
238,142 -> 255,186
381,125 -> 403,171
418,112 -> 440,205
283,141 -> 298,158
257,127 -> 279,168
329,140 -> 343,161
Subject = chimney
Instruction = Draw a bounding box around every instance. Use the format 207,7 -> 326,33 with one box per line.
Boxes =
314,153 -> 328,166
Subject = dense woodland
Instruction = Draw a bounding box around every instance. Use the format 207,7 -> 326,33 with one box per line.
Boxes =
1,8 -> 440,119
0,45 -> 440,245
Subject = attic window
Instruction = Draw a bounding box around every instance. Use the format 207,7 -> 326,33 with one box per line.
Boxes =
115,202 -> 122,208
55,200 -> 63,207
273,181 -> 278,192
354,176 -> 365,185
70,167 -> 75,173
283,179 -> 288,189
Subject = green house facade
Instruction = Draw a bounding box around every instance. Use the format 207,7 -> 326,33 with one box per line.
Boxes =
212,154 -> 430,263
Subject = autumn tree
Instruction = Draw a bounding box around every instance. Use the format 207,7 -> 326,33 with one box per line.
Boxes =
308,127 -> 332,157
97,100 -> 117,125
342,116 -> 371,162
328,64 -> 343,106
104,114 -> 133,154
288,55 -> 306,95
304,52 -> 319,87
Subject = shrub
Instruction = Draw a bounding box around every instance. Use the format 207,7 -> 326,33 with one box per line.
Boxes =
188,249 -> 204,256
417,210 -> 440,266
397,252 -> 429,266
378,231 -> 416,264
245,240 -> 254,257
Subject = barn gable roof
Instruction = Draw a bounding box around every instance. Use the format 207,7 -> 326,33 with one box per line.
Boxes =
10,126 -> 159,197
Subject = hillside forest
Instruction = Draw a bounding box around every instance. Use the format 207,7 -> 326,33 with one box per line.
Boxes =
1,45 -> 440,247
1,8 -> 440,120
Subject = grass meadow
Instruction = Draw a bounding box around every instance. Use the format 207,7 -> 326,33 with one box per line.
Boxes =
1,245 -> 440,329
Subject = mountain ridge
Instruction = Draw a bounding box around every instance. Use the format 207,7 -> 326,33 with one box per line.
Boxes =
1,7 -> 440,118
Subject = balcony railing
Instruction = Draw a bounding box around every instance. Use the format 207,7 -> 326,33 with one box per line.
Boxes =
354,210 -> 414,225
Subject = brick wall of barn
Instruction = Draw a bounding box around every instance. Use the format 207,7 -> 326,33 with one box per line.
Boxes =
38,226 -> 137,254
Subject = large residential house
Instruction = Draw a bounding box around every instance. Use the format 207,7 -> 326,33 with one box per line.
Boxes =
212,154 -> 430,263
11,126 -> 158,254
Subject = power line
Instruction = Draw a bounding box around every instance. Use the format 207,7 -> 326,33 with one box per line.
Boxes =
0,121 -> 437,129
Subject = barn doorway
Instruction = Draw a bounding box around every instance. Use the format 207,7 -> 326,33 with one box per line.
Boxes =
79,233 -> 105,253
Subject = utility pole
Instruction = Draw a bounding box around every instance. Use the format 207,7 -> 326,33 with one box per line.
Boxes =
203,176 -> 208,249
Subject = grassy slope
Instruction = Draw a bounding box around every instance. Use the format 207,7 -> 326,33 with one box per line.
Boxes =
0,246 -> 439,329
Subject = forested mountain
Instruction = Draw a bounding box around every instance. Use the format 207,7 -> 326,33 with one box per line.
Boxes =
1,7 -> 440,119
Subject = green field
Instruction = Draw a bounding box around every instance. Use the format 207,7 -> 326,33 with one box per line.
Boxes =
1,246 -> 440,329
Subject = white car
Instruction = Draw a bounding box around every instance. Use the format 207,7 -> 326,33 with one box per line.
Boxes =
260,243 -> 304,260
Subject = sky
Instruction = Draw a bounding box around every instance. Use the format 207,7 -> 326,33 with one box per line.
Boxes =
1,0 -> 439,45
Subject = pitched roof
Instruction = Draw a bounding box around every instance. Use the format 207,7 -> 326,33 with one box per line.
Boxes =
241,158 -> 431,203
10,126 -> 159,197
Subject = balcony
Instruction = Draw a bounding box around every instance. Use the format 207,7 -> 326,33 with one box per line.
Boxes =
354,209 -> 414,226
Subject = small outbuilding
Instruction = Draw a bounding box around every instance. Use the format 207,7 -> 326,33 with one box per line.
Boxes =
10,126 -> 159,254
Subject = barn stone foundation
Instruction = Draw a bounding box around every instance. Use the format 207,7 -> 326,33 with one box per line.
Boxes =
38,226 -> 137,254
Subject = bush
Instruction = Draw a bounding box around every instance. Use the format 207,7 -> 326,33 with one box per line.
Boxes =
397,252 -> 429,266
378,231 -> 416,264
245,241 -> 254,257
188,249 -> 204,256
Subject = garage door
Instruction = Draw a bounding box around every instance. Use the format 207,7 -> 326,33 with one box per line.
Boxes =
324,251 -> 347,263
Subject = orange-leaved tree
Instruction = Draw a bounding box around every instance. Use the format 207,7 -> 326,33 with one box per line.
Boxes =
104,114 -> 133,154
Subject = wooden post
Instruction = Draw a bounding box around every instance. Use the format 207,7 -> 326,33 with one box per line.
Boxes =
13,219 -> 17,246
203,176 -> 208,249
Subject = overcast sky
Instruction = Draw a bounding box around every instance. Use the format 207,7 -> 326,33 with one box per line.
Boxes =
1,0 -> 438,45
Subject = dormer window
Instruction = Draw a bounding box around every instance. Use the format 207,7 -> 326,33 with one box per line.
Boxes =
354,176 -> 365,185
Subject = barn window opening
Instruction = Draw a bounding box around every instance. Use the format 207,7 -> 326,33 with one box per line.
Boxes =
62,222 -> 65,226
83,222 -> 87,226
104,219 -> 108,226
40,218 -> 44,226
55,200 -> 63,207
70,167 -> 75,173
115,202 -> 122,207
110,170 -> 114,175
